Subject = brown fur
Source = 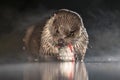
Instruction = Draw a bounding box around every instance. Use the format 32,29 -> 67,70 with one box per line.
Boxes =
23,9 -> 89,61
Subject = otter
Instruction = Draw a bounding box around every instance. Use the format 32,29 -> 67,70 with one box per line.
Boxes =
23,9 -> 89,62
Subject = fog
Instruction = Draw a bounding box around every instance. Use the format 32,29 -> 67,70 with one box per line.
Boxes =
0,0 -> 120,63
86,10 -> 120,62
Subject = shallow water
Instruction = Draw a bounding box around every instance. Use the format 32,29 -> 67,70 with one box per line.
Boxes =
0,62 -> 119,80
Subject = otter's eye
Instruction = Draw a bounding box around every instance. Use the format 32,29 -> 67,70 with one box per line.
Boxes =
67,31 -> 74,37
56,29 -> 59,33
54,30 -> 59,36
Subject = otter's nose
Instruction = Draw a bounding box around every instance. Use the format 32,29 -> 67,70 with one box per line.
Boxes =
58,39 -> 65,47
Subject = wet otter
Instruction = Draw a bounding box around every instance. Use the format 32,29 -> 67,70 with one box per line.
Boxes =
23,9 -> 89,62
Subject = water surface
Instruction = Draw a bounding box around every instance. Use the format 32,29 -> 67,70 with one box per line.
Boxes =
0,62 -> 119,80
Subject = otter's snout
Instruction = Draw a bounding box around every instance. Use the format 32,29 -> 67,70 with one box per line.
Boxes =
58,39 -> 65,47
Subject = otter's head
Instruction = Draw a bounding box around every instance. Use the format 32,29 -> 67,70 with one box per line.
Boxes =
41,9 -> 88,56
49,9 -> 84,48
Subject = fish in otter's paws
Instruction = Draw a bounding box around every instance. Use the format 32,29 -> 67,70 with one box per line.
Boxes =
23,9 -> 89,62
57,43 -> 75,61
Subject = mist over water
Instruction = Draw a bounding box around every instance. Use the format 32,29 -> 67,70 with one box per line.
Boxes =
0,5 -> 54,63
0,1 -> 120,63
85,10 -> 120,62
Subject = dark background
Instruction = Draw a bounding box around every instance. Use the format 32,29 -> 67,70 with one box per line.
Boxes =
0,0 -> 120,34
0,0 -> 120,63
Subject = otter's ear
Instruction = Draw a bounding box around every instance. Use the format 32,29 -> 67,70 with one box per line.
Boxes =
51,13 -> 56,18
52,13 -> 56,24
52,14 -> 57,25
54,13 -> 56,16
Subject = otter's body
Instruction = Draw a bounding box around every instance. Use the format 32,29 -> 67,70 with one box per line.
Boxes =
23,9 -> 89,62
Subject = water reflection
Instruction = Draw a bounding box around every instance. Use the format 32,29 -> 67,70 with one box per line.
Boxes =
1,62 -> 120,80
23,62 -> 88,80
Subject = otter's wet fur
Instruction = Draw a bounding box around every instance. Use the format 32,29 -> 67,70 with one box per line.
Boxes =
23,9 -> 89,62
